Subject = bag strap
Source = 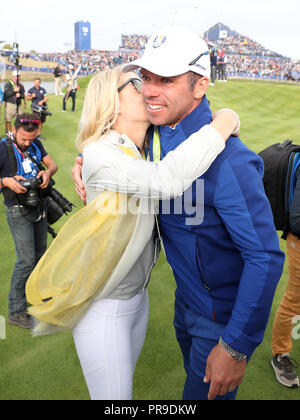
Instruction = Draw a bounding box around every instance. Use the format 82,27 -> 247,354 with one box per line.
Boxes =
5,138 -> 18,177
1,138 -> 18,202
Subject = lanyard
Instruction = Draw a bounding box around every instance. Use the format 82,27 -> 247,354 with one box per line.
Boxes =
152,127 -> 161,163
151,127 -> 165,254
10,80 -> 17,89
12,141 -> 25,160
141,149 -> 147,161
12,140 -> 39,173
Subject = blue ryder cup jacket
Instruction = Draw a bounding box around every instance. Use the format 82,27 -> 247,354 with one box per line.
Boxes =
149,96 -> 285,357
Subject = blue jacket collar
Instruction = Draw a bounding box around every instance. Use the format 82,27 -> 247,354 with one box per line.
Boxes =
160,95 -> 212,137
179,95 -> 212,138
149,96 -> 212,161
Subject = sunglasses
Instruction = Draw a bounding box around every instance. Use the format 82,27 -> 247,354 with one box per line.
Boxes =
19,119 -> 40,127
189,50 -> 210,66
118,78 -> 142,93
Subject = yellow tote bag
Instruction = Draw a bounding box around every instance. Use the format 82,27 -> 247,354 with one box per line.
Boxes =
26,147 -> 139,336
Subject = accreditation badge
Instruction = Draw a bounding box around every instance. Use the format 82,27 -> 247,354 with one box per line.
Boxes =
22,158 -> 32,174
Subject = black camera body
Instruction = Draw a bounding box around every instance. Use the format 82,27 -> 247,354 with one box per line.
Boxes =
19,177 -> 42,190
19,177 -> 43,208
31,103 -> 53,118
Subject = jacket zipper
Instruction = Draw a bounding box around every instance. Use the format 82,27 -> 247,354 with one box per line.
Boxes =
196,249 -> 210,292
197,249 -> 217,321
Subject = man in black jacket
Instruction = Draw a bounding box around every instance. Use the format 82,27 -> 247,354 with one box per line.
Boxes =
3,71 -> 26,134
53,65 -> 63,96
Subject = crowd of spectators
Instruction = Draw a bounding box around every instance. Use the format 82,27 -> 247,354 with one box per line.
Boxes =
224,54 -> 295,79
119,34 -> 149,50
44,50 -> 140,73
208,34 -> 297,79
1,30 -> 299,81
2,49 -> 140,74
212,35 -> 282,58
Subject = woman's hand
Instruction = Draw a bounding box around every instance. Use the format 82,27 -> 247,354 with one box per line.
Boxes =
72,156 -> 86,204
212,109 -> 240,139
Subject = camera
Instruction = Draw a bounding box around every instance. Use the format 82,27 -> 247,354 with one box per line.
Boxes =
17,177 -> 75,233
31,103 -> 53,118
19,177 -> 43,208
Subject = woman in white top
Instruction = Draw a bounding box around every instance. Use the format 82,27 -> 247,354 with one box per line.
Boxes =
72,66 -> 240,400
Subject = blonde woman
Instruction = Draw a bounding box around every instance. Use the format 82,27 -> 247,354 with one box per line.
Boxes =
69,66 -> 240,400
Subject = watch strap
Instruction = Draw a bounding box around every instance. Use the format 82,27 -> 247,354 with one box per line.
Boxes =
219,337 -> 247,361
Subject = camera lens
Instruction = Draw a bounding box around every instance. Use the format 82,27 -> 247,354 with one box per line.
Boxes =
46,198 -> 64,224
25,190 -> 40,208
49,189 -> 73,213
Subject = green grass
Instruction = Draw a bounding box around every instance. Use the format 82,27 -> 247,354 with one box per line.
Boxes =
0,78 -> 299,400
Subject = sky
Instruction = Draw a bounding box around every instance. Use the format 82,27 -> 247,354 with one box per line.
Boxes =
1,0 -> 299,60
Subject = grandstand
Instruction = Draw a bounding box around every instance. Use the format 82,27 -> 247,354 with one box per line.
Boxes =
203,23 -> 298,81
117,24 -> 299,82
1,23 -> 299,81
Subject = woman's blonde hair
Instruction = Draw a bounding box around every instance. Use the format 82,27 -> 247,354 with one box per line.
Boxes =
76,66 -> 122,153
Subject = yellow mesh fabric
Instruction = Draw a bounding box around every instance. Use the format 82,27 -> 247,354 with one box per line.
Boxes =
26,146 -> 139,335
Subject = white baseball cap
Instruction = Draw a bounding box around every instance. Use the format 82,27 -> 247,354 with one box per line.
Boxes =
12,70 -> 21,77
122,26 -> 211,78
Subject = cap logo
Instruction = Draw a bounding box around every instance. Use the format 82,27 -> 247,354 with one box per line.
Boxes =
152,35 -> 167,49
193,64 -> 207,72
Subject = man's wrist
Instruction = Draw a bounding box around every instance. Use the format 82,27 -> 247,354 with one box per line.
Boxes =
219,337 -> 247,361
0,177 -> 8,188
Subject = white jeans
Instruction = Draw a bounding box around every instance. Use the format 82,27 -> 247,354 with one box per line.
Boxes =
72,290 -> 149,400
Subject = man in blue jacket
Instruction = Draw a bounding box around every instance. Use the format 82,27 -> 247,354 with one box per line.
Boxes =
122,27 -> 285,400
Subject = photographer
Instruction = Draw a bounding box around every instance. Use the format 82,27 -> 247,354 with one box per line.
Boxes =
27,78 -> 49,139
3,71 -> 26,134
0,113 -> 57,329
53,65 -> 63,96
